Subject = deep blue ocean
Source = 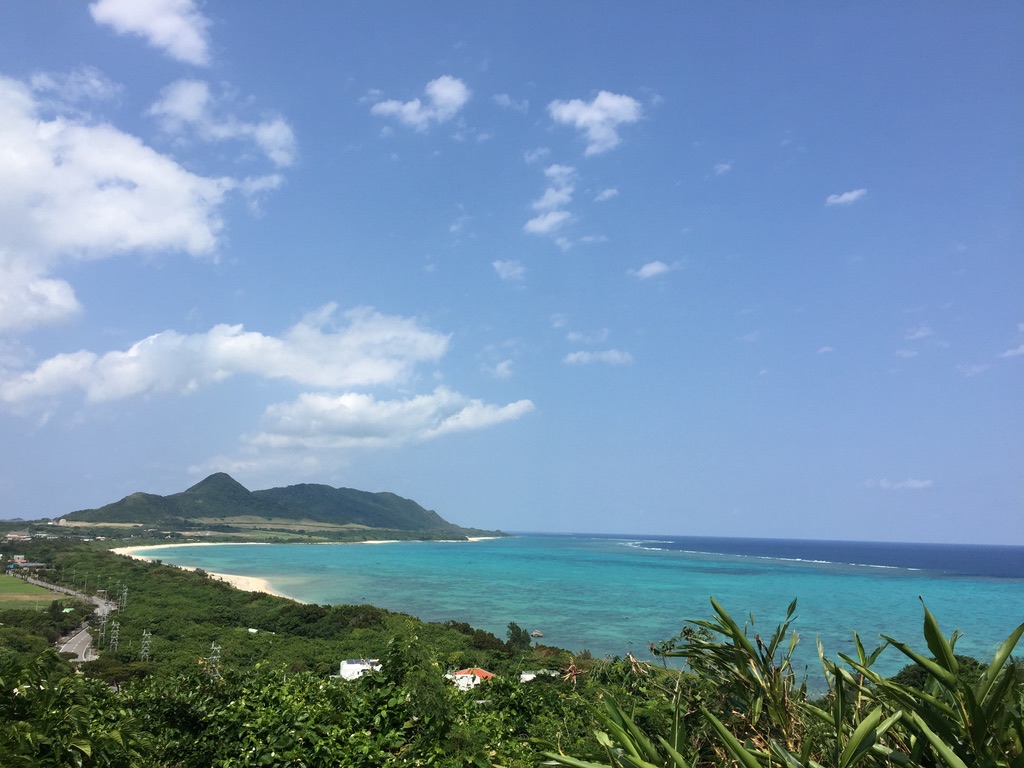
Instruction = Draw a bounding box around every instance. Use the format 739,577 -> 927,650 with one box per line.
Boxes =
134,534 -> 1024,685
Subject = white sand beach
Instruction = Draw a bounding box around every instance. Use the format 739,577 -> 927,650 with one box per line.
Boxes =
109,536 -> 497,601
206,571 -> 293,599
111,542 -> 295,600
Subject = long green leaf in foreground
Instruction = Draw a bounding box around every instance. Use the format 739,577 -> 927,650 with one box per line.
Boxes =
701,707 -> 763,768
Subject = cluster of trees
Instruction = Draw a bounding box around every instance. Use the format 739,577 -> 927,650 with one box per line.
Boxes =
1,540 -> 1021,767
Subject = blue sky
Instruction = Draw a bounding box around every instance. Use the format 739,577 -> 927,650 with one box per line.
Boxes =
1,2 -> 1021,544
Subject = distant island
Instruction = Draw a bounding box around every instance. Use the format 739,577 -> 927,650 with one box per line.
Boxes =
50,472 -> 502,543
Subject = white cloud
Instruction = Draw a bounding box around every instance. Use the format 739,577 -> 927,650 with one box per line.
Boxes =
714,162 -> 732,175
817,345 -> 834,354
493,260 -> 525,281
90,0 -> 211,66
0,75 -> 235,332
244,387 -> 534,450
825,188 -> 867,206
548,91 -> 642,155
957,363 -> 990,377
873,478 -> 934,491
523,147 -> 550,164
148,80 -> 296,167
999,323 -> 1024,357
490,359 -> 514,379
1000,345 -> 1024,358
524,164 -> 575,235
492,93 -> 528,113
629,260 -> 676,280
532,185 -> 574,211
30,67 -> 122,105
0,305 -> 449,405
524,210 -> 571,235
905,325 -> 932,341
563,349 -> 633,366
594,188 -> 618,202
0,253 -> 81,332
895,349 -> 918,358
566,328 -> 609,344
370,75 -> 470,131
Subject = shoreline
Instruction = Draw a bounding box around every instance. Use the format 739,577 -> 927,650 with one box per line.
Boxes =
111,542 -> 297,601
110,536 -> 499,603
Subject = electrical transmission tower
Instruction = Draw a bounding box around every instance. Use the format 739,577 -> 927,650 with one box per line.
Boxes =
140,630 -> 152,662
118,585 -> 128,611
108,621 -> 120,653
204,642 -> 222,680
97,612 -> 108,641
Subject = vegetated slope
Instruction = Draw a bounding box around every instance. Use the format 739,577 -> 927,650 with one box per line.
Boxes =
255,483 -> 453,531
63,472 -> 466,533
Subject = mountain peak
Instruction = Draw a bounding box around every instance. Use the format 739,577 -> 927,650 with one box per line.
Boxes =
182,473 -> 251,497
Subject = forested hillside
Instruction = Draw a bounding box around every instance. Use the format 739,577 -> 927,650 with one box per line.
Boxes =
60,473 -> 493,539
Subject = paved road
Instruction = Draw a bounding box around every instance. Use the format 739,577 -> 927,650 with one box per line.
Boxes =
16,575 -> 117,662
60,627 -> 96,662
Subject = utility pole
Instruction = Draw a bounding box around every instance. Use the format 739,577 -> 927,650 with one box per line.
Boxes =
108,621 -> 120,653
204,642 -> 222,680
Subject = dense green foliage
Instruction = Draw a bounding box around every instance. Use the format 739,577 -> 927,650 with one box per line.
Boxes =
2,539 -> 1021,767
62,472 -> 489,536
544,599 -> 1024,768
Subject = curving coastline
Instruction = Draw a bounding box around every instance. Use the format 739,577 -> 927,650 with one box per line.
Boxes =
111,542 -> 296,600
110,537 -> 499,602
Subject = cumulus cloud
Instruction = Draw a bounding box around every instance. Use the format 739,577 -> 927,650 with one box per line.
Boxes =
90,0 -> 211,66
714,162 -> 732,175
817,345 -> 834,354
148,79 -> 297,167
905,325 -> 932,341
244,387 -> 534,450
594,188 -> 618,202
825,188 -> 867,206
370,75 -> 470,131
493,260 -> 525,281
0,254 -> 81,332
629,260 -> 677,280
524,210 -> 571,235
548,90 -> 642,155
0,75 -> 236,332
0,305 -> 448,405
490,359 -> 514,379
563,349 -> 633,366
524,164 -> 575,235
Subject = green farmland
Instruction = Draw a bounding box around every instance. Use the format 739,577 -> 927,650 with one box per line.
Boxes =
0,575 -> 55,609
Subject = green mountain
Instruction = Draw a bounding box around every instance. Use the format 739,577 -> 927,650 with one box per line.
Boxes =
63,472 -> 482,536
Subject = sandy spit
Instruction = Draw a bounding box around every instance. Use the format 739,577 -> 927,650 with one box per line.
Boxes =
111,542 -> 297,601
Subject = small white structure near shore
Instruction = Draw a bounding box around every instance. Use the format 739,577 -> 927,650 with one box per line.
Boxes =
338,658 -> 381,680
446,667 -> 494,691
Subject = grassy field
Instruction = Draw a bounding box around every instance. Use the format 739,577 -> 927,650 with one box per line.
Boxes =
0,574 -> 56,608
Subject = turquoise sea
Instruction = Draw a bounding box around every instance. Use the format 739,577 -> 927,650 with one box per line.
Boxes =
133,534 -> 1024,683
